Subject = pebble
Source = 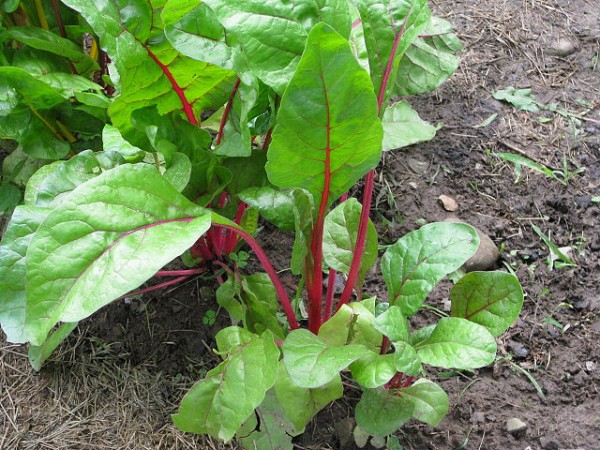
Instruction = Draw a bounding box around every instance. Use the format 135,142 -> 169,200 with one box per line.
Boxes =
444,217 -> 499,271
508,340 -> 529,358
407,157 -> 429,174
544,37 -> 577,57
439,194 -> 459,212
506,417 -> 527,436
540,436 -> 560,450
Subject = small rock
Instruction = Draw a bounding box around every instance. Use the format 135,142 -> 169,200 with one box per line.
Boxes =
408,158 -> 429,174
544,37 -> 577,57
438,194 -> 459,212
573,298 -> 590,310
508,341 -> 529,358
540,436 -> 560,450
585,361 -> 597,372
444,217 -> 499,271
506,417 -> 527,436
590,237 -> 600,251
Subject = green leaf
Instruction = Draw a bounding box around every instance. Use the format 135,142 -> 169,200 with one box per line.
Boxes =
163,152 -> 192,192
451,271 -> 524,337
290,188 -> 315,276
202,0 -> 352,93
415,317 -> 497,370
492,87 -> 540,113
273,361 -> 343,433
494,152 -> 556,179
350,351 -> 399,388
318,301 -> 382,350
221,151 -> 268,195
0,206 -> 50,343
23,162 -> 61,205
266,23 -> 382,210
355,388 -> 414,436
283,328 -> 369,388
0,182 -> 21,214
239,186 -> 295,231
381,101 -> 438,150
241,273 -> 286,340
216,276 -> 244,323
28,322 -> 78,371
399,379 -> 448,426
0,0 -> 20,13
373,305 -> 409,343
394,16 -> 462,96
173,328 -> 279,441
354,0 -> 431,105
102,125 -> 146,163
2,146 -> 49,188
4,26 -> 98,75
62,0 -> 235,137
381,222 -> 479,317
24,164 -> 211,345
408,324 -> 435,347
392,341 -> 421,376
323,198 -> 378,285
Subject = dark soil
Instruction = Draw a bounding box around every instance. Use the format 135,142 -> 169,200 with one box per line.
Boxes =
1,0 -> 599,449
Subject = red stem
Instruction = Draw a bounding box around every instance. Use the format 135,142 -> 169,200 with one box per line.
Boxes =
262,127 -> 273,150
323,268 -> 337,322
50,0 -> 77,74
216,78 -> 241,146
145,47 -> 198,126
219,223 -> 299,330
225,202 -> 248,254
156,269 -> 205,277
122,276 -> 190,298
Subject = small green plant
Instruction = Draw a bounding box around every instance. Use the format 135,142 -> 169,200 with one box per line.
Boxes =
495,152 -> 585,187
531,224 -> 576,269
202,309 -> 217,326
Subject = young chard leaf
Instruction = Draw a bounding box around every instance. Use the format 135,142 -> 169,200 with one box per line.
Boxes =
25,164 -> 211,345
381,222 -> 479,317
239,186 -> 295,231
267,23 -> 382,210
398,379 -> 448,427
350,351 -> 400,388
451,271 -> 524,337
414,317 -> 497,370
355,387 -> 414,436
372,305 -> 409,342
0,206 -> 51,343
381,100 -> 438,150
283,328 -> 370,388
173,327 -> 279,441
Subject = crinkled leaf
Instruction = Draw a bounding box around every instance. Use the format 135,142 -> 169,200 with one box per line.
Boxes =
25,164 -> 211,345
318,301 -> 382,350
381,100 -> 437,150
0,206 -> 50,343
395,16 -> 462,96
451,271 -> 524,337
239,186 -> 295,231
28,322 -> 78,371
373,305 -> 409,343
381,222 -> 479,317
354,0 -> 431,105
355,387 -> 414,436
323,198 -> 378,285
415,317 -> 497,370
398,379 -> 448,426
202,0 -> 352,93
283,328 -> 369,388
23,162 -> 61,205
266,23 -> 382,210
173,328 -> 279,441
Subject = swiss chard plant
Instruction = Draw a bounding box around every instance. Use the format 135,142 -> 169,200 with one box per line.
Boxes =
0,1 -> 523,449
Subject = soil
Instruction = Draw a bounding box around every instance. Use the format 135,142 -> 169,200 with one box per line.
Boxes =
1,0 -> 599,449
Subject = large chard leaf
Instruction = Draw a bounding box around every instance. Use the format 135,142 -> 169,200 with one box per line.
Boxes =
201,0 -> 352,93
451,271 -> 523,337
173,327 -> 279,441
267,23 -> 382,210
283,328 -> 369,388
24,164 -> 211,345
61,0 -> 235,138
398,379 -> 448,426
415,317 -> 497,370
354,0 -> 431,105
381,222 -> 479,317
323,198 -> 378,284
0,206 -> 50,343
395,16 -> 462,96
355,387 -> 414,436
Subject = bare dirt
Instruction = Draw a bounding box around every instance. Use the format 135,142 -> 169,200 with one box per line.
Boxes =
1,0 -> 599,449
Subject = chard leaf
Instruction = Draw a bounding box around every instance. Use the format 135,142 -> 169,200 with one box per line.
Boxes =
318,302 -> 381,350
323,198 -> 378,284
415,317 -> 497,370
398,379 -> 448,426
395,16 -> 462,96
241,273 -> 286,340
283,328 -> 369,388
28,322 -> 78,371
0,206 -> 50,343
267,23 -> 382,210
451,271 -> 524,337
102,125 -> 146,163
354,0 -> 431,105
381,222 -> 479,317
355,387 -> 414,436
25,164 -> 211,345
373,305 -> 409,343
173,328 -> 279,441
202,0 -> 352,93
350,351 -> 399,388
0,183 -> 21,214
392,341 -> 421,376
62,0 -> 235,137
290,188 -> 315,276
382,100 -> 438,150
239,187 -> 295,231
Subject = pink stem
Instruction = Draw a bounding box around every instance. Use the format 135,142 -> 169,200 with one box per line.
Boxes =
216,78 -> 241,146
225,202 -> 248,254
219,223 -> 299,330
122,276 -> 190,298
156,269 -> 205,277
323,268 -> 337,322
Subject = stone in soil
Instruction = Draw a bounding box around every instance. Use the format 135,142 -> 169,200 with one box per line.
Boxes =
506,417 -> 528,436
539,436 -> 560,450
443,216 -> 499,271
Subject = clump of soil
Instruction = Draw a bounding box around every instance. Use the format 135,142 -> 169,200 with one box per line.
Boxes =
1,0 -> 599,449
